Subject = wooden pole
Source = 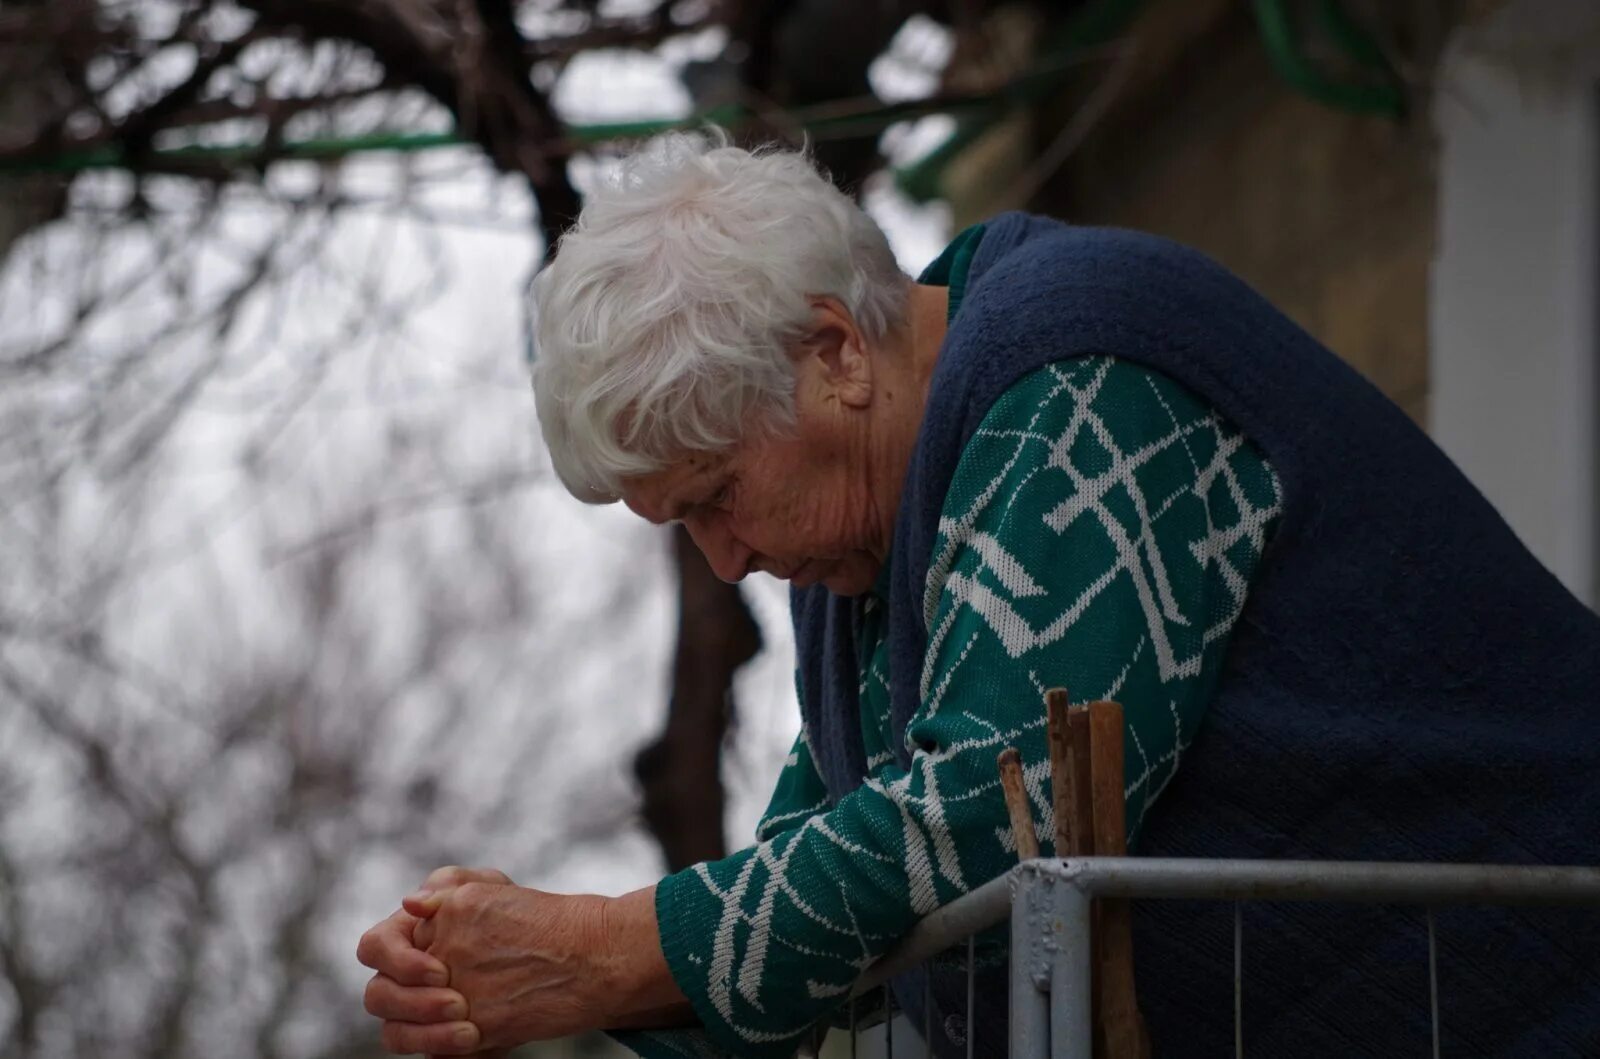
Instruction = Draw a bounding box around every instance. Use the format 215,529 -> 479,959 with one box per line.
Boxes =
996,747 -> 1039,860
1068,699 -> 1102,1038
1044,687 -> 1077,855
1088,701 -> 1152,1059
1068,705 -> 1094,857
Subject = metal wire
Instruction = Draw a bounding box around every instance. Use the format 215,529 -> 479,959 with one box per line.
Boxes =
1427,907 -> 1441,1059
966,936 -> 976,1059
849,995 -> 858,1059
886,993 -> 894,1057
1234,901 -> 1244,1059
923,973 -> 932,1058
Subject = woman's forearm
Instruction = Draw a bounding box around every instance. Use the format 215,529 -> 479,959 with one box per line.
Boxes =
598,884 -> 697,1030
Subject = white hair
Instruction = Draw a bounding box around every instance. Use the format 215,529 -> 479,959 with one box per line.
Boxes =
529,130 -> 910,503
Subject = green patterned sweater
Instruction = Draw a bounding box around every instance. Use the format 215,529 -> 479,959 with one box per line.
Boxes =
623,227 -> 1283,1059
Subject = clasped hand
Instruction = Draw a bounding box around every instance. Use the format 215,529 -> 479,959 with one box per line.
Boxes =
356,866 -> 626,1055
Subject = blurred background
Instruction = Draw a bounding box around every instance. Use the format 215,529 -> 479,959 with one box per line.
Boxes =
0,0 -> 1594,1056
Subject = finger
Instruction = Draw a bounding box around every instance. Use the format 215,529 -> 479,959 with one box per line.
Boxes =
405,866 -> 512,917
402,890 -> 444,918
380,1019 -> 480,1056
414,916 -> 435,951
357,913 -> 450,987
421,865 -> 511,891
363,974 -> 468,1023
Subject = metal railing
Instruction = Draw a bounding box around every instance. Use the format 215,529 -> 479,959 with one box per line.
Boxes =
826,857 -> 1600,1058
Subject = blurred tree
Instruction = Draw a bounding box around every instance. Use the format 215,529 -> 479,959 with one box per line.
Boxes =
0,0 -> 1032,871
0,0 -> 994,883
0,0 -> 71,257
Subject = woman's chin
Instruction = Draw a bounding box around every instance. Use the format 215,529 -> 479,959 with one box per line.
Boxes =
819,563 -> 876,597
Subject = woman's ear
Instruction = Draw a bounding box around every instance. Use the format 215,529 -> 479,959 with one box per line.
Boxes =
800,299 -> 872,409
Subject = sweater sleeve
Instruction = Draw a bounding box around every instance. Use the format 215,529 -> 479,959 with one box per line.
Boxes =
754,720 -> 832,844
637,357 -> 1282,1058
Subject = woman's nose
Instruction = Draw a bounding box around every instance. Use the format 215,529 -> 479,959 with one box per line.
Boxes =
683,515 -> 751,583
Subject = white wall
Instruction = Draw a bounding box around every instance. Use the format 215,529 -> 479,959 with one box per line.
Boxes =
1432,0 -> 1600,608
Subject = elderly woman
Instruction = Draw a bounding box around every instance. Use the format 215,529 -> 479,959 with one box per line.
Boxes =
358,134 -> 1600,1057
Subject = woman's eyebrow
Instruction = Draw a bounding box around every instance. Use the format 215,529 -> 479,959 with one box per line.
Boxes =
665,473 -> 720,523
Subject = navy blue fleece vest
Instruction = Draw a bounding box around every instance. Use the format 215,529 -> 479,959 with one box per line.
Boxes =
793,213 -> 1600,1056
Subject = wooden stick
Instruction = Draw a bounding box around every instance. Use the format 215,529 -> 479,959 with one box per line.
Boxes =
996,747 -> 1040,860
1067,705 -> 1095,857
1044,687 -> 1077,855
1070,702 -> 1103,1042
1086,702 -> 1130,860
1088,701 -> 1151,1059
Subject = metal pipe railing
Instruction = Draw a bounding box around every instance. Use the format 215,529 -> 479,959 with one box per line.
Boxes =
853,874 -> 1012,996
1033,855 -> 1600,905
836,857 -> 1600,1058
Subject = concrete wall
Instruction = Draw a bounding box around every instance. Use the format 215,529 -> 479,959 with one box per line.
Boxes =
1430,0 -> 1600,606
1023,1 -> 1471,426
998,0 -> 1598,605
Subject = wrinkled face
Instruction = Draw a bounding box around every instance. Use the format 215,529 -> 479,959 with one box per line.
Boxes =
621,404 -> 884,597
620,308 -> 889,596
